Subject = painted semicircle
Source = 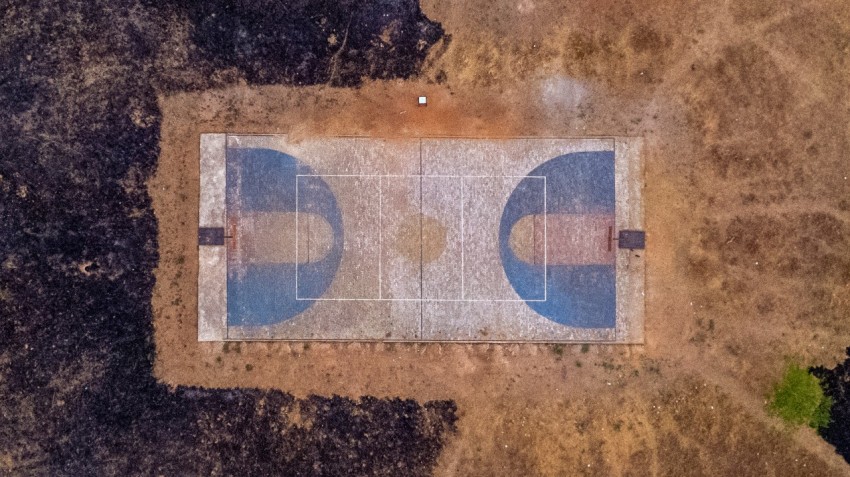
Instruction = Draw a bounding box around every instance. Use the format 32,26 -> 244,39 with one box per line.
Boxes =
509,213 -> 615,266
499,150 -> 617,328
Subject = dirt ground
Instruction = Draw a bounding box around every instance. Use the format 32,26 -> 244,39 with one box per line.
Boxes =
150,0 -> 850,475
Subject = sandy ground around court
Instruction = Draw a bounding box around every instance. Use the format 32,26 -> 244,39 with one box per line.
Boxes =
150,0 -> 850,474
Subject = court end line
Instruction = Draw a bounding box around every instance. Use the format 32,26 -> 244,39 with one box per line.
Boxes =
295,175 -> 299,300
544,175 -> 548,302
224,134 -> 230,340
378,175 -> 382,299
460,176 -> 465,300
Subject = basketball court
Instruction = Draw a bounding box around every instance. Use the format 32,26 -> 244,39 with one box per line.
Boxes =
198,135 -> 644,342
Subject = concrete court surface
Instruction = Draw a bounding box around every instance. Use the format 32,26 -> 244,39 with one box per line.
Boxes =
198,134 -> 644,342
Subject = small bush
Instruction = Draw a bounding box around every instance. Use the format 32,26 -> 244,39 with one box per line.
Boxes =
769,363 -> 832,429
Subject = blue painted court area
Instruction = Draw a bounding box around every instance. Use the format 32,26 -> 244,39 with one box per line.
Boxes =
225,146 -> 617,330
226,148 -> 343,326
499,152 -> 616,328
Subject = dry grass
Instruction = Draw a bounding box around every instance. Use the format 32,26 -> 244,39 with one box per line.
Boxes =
150,0 -> 850,474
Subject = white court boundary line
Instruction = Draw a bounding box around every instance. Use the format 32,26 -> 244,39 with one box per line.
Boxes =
294,174 -> 548,302
544,175 -> 548,302
460,176 -> 464,299
294,173 -> 299,296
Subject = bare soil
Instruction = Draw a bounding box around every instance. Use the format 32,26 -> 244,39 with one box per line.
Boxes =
151,0 -> 850,474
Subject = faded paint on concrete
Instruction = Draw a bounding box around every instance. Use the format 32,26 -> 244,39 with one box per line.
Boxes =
198,135 -> 644,342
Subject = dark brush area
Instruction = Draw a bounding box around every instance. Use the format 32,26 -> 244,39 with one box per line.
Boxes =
181,0 -> 445,86
0,0 -> 453,474
812,349 -> 850,463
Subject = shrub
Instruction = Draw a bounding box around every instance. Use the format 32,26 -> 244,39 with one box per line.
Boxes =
769,363 -> 832,429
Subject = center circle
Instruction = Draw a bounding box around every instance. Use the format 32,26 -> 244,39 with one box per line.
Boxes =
394,213 -> 447,264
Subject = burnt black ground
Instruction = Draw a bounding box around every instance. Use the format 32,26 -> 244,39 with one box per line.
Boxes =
0,1 -> 454,474
813,350 -> 850,463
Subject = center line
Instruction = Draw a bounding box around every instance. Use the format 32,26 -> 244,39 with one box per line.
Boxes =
419,139 -> 424,338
